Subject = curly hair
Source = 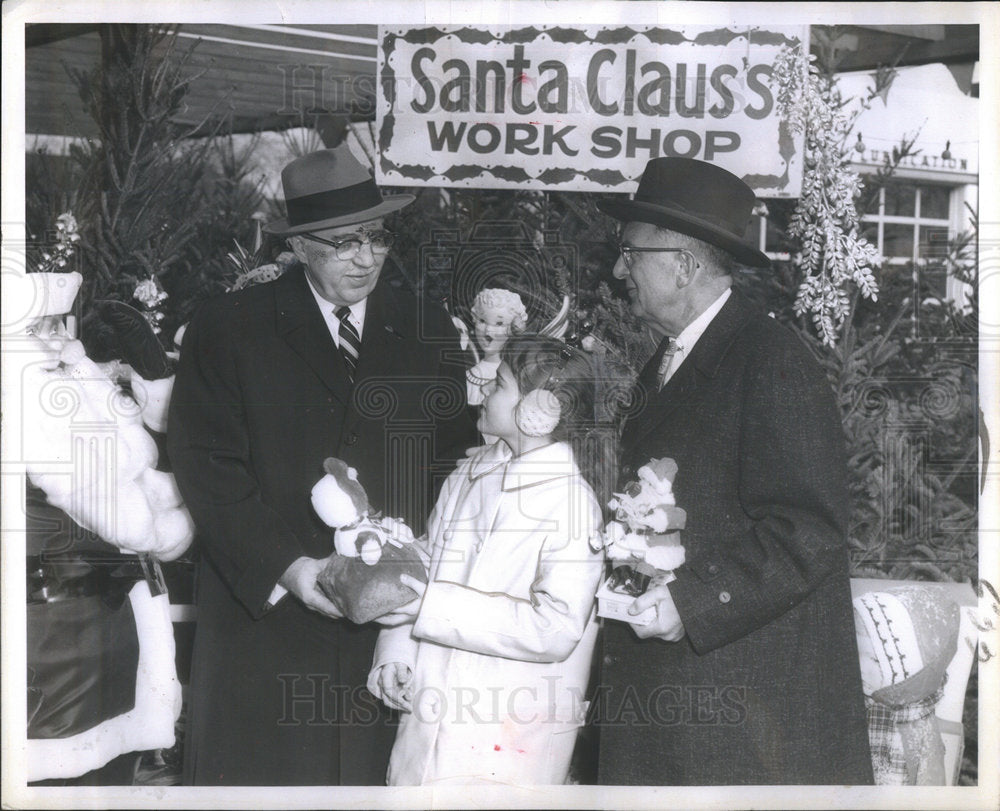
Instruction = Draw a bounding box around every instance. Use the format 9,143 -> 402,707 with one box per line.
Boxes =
502,335 -> 618,505
471,288 -> 529,333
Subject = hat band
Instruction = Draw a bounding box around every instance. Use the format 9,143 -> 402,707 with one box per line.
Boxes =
632,194 -> 739,236
286,180 -> 385,228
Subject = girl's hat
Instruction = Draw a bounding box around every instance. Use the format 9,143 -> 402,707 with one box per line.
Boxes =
598,157 -> 770,268
264,144 -> 414,236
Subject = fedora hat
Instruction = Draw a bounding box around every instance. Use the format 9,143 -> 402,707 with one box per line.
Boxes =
264,143 -> 414,236
598,157 -> 770,268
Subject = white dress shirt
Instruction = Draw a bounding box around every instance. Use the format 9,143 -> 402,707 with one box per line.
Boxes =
304,272 -> 367,345
660,287 -> 731,387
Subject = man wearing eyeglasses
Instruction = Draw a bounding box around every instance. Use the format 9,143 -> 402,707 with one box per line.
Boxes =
594,158 -> 872,786
168,144 -> 477,785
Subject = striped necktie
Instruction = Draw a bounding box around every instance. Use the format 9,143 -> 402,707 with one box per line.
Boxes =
335,305 -> 361,381
656,337 -> 680,390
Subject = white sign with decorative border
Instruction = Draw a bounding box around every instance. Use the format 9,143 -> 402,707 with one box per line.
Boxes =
376,24 -> 807,195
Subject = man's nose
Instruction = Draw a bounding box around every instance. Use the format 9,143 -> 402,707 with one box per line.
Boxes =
612,255 -> 628,280
353,241 -> 376,266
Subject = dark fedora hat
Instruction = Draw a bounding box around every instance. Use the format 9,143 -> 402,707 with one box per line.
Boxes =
264,144 -> 415,236
598,157 -> 770,268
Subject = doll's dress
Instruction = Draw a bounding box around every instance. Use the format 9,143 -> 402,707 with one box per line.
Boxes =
465,358 -> 500,406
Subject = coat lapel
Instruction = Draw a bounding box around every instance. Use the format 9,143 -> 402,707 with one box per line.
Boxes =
274,267 -> 353,407
351,282 -> 408,384
622,291 -> 753,456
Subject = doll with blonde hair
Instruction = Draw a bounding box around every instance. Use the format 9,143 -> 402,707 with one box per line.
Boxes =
463,287 -> 529,405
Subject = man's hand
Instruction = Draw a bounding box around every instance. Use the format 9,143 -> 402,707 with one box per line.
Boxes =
628,583 -> 685,641
278,556 -> 343,619
376,573 -> 426,627
374,662 -> 414,712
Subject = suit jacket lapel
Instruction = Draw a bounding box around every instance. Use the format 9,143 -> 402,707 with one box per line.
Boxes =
622,291 -> 753,456
274,267 -> 353,407
352,282 -> 409,383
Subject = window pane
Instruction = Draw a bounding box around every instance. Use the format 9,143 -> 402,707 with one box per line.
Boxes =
883,223 -> 915,259
920,185 -> 950,219
919,226 -> 951,261
884,183 -> 916,217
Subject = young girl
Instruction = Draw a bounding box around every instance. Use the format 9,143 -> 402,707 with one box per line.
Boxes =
369,336 -> 609,786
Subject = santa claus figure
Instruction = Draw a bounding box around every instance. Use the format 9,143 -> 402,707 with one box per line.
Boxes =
17,271 -> 191,783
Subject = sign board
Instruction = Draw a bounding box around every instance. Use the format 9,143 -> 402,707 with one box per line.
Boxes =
376,25 -> 806,195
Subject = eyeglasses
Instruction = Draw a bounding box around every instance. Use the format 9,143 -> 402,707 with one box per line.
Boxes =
299,229 -> 395,260
617,245 -> 697,272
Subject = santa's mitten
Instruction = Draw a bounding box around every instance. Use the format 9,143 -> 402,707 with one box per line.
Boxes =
151,506 -> 195,560
130,372 -> 175,434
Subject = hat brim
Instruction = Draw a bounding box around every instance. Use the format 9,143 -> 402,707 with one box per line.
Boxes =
598,198 -> 771,268
264,194 -> 415,237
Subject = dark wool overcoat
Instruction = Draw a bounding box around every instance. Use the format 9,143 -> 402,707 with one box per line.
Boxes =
597,291 -> 874,785
168,267 -> 477,786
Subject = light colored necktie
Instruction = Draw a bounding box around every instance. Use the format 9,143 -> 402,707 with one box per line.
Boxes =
335,305 -> 361,381
657,337 -> 680,390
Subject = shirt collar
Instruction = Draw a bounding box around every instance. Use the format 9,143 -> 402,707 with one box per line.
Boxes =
304,271 -> 367,337
467,441 -> 580,491
674,286 -> 731,354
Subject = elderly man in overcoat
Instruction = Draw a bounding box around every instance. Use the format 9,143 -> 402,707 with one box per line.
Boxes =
595,157 -> 873,785
168,145 -> 477,785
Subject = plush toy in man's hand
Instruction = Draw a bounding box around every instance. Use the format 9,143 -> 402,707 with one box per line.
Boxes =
591,457 -> 687,625
312,458 -> 427,624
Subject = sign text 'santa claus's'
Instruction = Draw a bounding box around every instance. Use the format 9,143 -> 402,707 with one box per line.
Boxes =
408,45 -> 775,160
377,26 -> 805,194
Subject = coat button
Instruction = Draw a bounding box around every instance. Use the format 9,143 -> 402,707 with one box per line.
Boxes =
621,465 -> 633,477
707,564 -> 719,575
718,591 -> 731,604
443,529 -> 454,541
603,655 -> 617,666
344,431 -> 358,446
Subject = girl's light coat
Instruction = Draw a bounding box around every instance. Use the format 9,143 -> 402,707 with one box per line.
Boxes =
370,441 -> 604,785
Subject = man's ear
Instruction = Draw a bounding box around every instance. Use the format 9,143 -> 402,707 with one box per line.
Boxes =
288,236 -> 307,264
674,251 -> 698,288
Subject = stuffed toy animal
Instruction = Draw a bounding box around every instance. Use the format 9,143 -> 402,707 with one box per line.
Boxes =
591,457 -> 687,625
311,458 -> 427,624
853,585 -> 961,785
600,457 -> 687,574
